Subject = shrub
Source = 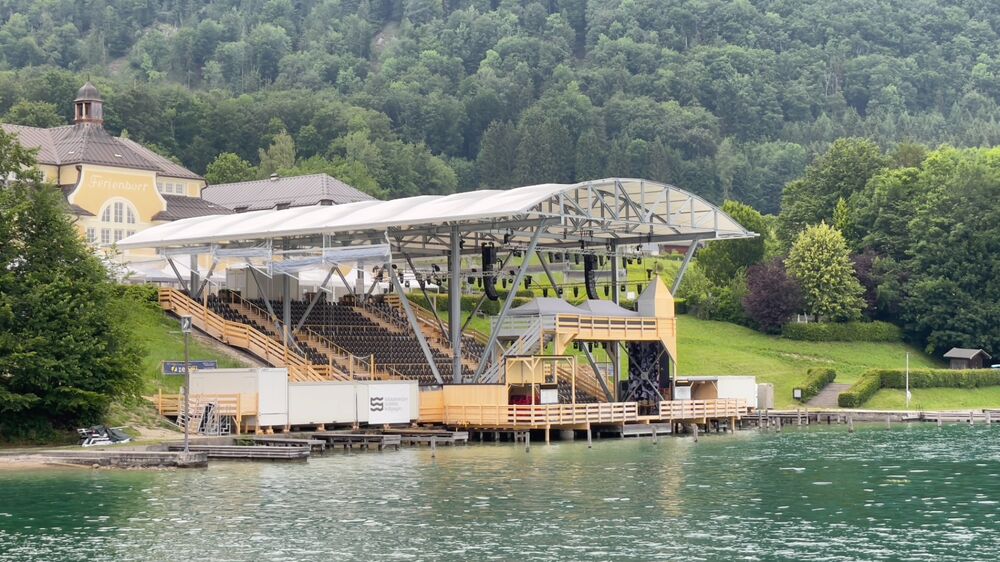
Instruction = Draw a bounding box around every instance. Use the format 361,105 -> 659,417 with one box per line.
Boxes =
743,258 -> 801,333
838,372 -> 882,407
782,320 -> 902,342
118,284 -> 159,305
837,368 -> 1000,407
799,367 -> 836,402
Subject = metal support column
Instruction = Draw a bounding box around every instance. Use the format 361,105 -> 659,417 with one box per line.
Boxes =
194,258 -> 219,301
461,251 -> 514,333
282,272 -> 292,344
189,253 -> 199,299
449,226 -> 463,384
537,251 -> 559,290
610,243 -> 620,304
403,251 -> 447,340
672,241 -> 700,294
166,258 -> 190,294
294,265 -> 337,332
581,345 -> 614,402
472,224 -> 545,382
390,264 -> 443,385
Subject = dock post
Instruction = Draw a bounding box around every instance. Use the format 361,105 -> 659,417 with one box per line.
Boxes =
652,426 -> 658,444
494,431 -> 499,443
730,417 -> 736,433
887,415 -> 891,429
987,411 -> 992,425
431,435 -> 437,458
776,417 -> 782,433
848,416 -> 855,433
525,431 -> 530,453
545,425 -> 550,445
757,409 -> 763,429
937,416 -> 943,428
691,423 -> 699,443
970,411 -> 975,426
797,409 -> 802,426
587,425 -> 593,448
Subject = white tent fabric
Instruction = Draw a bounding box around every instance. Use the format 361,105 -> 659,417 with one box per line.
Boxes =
126,257 -> 226,283
509,298 -> 586,317
575,299 -> 639,317
119,178 -> 754,250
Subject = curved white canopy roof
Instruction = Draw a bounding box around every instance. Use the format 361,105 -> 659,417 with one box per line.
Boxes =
120,178 -> 754,255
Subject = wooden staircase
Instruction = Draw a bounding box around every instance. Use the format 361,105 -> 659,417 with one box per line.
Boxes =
158,288 -> 341,382
225,293 -> 394,381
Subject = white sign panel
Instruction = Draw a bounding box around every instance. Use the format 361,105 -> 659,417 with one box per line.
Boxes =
368,384 -> 411,424
673,385 -> 692,400
539,388 -> 559,404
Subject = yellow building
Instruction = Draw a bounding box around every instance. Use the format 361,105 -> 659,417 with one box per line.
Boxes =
1,82 -> 229,265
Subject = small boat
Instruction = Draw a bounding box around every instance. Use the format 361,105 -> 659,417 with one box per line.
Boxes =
77,425 -> 132,447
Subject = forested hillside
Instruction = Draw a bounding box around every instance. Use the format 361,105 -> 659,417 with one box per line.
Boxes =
4,0 -> 1000,209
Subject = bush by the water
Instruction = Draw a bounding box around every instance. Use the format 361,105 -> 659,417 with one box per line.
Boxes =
782,321 -> 902,342
838,369 -> 1000,407
799,368 -> 837,402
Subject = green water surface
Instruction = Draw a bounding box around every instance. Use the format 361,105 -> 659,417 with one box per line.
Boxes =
1,424 -> 999,561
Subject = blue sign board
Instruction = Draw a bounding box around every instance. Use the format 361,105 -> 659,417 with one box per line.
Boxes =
162,360 -> 218,375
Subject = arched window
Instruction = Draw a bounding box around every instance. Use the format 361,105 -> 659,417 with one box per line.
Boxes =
96,198 -> 139,245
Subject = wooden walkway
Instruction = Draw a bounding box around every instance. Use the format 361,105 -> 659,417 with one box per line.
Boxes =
166,444 -> 310,461
241,436 -> 328,452
312,432 -> 402,451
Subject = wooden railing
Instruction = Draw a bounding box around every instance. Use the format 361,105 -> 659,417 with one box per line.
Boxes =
657,399 -> 746,421
441,402 -> 639,427
146,391 -> 259,433
226,291 -> 379,379
554,314 -> 666,340
158,288 -> 342,382
557,364 -> 609,402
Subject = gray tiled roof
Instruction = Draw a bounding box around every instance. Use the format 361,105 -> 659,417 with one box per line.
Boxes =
943,348 -> 991,359
202,173 -> 375,211
153,194 -> 233,221
1,123 -> 202,179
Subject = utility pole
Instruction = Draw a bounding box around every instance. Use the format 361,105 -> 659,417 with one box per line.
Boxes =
180,315 -> 193,453
905,352 -> 911,410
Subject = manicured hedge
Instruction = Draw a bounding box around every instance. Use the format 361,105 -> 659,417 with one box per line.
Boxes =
782,321 -> 902,342
838,369 -> 1000,407
799,367 -> 836,402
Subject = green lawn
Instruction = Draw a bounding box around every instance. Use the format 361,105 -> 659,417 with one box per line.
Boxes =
864,387 -> 1000,411
132,303 -> 247,394
676,316 -> 941,408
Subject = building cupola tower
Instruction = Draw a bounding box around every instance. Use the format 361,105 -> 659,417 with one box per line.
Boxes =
73,81 -> 103,126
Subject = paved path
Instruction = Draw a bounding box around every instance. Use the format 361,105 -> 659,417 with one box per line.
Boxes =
807,383 -> 852,408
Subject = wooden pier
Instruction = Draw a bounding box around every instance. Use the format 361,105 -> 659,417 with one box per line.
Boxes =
167,444 -> 310,461
621,423 -> 674,437
312,432 -> 402,450
240,436 -> 328,452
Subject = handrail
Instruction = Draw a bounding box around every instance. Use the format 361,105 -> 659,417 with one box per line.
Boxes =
226,291 -> 379,379
159,288 -> 341,382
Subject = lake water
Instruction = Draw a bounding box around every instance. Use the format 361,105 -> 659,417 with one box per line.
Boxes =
2,424 -> 999,561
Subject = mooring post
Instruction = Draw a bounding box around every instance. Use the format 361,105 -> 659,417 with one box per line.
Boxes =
937,416 -> 943,428
494,431 -> 499,443
776,417 -> 782,433
692,423 -> 699,443
987,411 -> 992,425
887,415 -> 891,429
545,425 -> 550,445
525,431 -> 530,453
651,426 -> 658,444
431,435 -> 437,458
797,409 -> 802,426
757,409 -> 763,429
970,411 -> 975,426
587,425 -> 593,448
848,416 -> 855,433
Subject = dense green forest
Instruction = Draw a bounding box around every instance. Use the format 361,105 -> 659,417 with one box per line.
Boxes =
1,0 -> 998,355
5,0 -> 1000,210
